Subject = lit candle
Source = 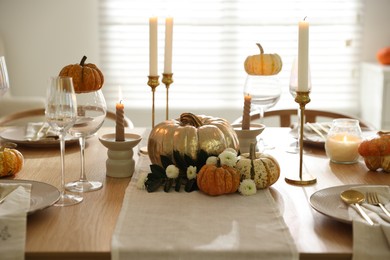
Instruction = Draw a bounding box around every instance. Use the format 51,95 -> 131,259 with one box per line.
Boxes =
149,17 -> 158,76
115,101 -> 125,142
242,94 -> 251,130
164,17 -> 173,74
298,18 -> 309,92
325,134 -> 362,163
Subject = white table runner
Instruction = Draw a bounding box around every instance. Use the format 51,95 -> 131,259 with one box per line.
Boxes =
112,154 -> 298,260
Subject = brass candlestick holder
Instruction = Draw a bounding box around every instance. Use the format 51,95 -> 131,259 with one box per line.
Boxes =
147,75 -> 160,128
285,91 -> 317,185
162,73 -> 173,120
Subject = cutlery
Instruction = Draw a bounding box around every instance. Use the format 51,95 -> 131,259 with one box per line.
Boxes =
306,122 -> 326,141
315,122 -> 329,134
340,189 -> 374,225
366,192 -> 390,218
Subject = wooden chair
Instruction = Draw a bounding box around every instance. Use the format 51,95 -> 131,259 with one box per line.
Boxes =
233,109 -> 375,130
0,108 -> 134,128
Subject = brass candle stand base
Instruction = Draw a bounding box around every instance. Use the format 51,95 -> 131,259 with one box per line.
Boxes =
147,75 -> 160,128
162,73 -> 173,120
285,91 -> 317,186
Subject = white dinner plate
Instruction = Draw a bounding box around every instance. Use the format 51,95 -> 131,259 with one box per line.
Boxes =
0,126 -> 79,147
309,184 -> 375,224
0,179 -> 60,214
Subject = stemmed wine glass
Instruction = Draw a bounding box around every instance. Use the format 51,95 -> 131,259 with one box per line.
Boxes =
244,74 -> 282,149
287,57 -> 312,153
45,76 -> 83,206
65,90 -> 107,192
0,56 -> 10,97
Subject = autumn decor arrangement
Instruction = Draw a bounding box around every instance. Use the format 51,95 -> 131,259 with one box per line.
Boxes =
358,131 -> 390,172
59,56 -> 104,93
244,43 -> 283,76
0,145 -> 24,177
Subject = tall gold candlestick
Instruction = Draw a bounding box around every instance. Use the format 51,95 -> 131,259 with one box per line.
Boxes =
162,73 -> 173,120
147,75 -> 160,128
285,91 -> 317,185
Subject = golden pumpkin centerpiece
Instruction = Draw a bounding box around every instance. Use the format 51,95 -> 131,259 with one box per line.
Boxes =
244,43 -> 283,75
148,113 -> 239,167
59,56 -> 104,93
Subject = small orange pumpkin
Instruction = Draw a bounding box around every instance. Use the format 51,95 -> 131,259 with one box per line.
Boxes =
376,47 -> 390,65
197,164 -> 240,196
59,56 -> 104,93
358,131 -> 390,172
0,147 -> 24,177
244,43 -> 283,75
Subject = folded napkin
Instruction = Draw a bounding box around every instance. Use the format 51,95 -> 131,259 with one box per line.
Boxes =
25,122 -> 57,140
0,183 -> 31,260
347,185 -> 390,260
290,122 -> 329,143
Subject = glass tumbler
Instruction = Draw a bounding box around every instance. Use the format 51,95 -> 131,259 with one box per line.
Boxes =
325,119 -> 363,164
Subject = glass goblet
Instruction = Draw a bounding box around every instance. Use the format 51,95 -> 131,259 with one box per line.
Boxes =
244,74 -> 282,149
0,56 -> 10,97
66,89 -> 107,192
45,76 -> 83,206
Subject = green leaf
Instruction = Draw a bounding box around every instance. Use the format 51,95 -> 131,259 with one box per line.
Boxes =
175,175 -> 182,192
196,149 -> 209,170
164,178 -> 174,192
184,154 -> 196,168
150,164 -> 166,178
185,178 -> 198,192
160,155 -> 173,169
173,150 -> 187,170
145,174 -> 163,192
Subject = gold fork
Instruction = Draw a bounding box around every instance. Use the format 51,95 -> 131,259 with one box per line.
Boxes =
366,192 -> 390,218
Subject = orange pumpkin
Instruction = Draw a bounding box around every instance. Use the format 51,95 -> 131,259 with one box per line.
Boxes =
244,43 -> 283,75
0,147 -> 24,177
197,164 -> 240,196
59,56 -> 104,93
358,131 -> 390,172
376,47 -> 390,65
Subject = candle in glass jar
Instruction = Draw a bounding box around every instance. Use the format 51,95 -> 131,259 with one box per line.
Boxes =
115,101 -> 125,141
242,94 -> 251,130
325,134 -> 362,163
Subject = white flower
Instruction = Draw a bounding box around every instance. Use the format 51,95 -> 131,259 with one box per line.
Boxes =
186,166 -> 197,180
223,148 -> 238,156
136,172 -> 148,190
238,179 -> 257,196
218,150 -> 238,167
166,164 -> 179,179
206,156 -> 218,165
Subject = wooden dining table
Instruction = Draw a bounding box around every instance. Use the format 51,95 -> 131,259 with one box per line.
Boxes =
1,126 -> 389,260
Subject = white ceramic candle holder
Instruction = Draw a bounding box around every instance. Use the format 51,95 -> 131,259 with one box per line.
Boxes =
99,133 -> 142,178
232,123 -> 265,154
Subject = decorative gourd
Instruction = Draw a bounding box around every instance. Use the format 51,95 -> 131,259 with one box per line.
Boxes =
358,131 -> 390,172
0,147 -> 24,177
197,164 -> 240,196
236,143 -> 280,189
376,47 -> 390,65
148,113 -> 239,166
59,56 -> 104,93
244,43 -> 283,75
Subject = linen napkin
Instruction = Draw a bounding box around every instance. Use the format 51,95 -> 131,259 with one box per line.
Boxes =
112,155 -> 298,260
347,185 -> 390,260
0,183 -> 31,260
25,122 -> 57,140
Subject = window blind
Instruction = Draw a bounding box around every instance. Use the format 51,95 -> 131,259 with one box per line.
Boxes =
99,0 -> 364,126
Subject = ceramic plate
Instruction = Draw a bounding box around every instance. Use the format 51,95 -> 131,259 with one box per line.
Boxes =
0,179 -> 60,214
309,184 -> 378,224
0,126 -> 79,147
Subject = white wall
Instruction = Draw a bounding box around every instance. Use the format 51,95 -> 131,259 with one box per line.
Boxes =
0,0 -> 389,126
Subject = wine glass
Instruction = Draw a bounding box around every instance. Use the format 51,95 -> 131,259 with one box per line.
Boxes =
45,76 -> 83,206
65,90 -> 107,192
0,56 -> 10,97
287,57 -> 312,153
244,74 -> 282,149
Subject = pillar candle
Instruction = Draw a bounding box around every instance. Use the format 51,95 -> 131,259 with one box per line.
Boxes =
115,101 -> 125,141
149,17 -> 158,76
242,94 -> 251,130
164,17 -> 173,74
298,18 -> 309,92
